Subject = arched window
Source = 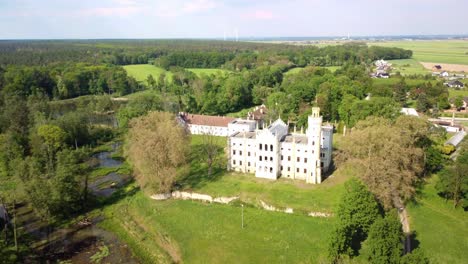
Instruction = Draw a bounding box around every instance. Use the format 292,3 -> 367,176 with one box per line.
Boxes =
270,145 -> 273,151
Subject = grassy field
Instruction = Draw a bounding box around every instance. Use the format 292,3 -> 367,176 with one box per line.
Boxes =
370,40 -> 468,65
388,59 -> 430,76
407,175 -> 468,264
123,65 -> 229,84
123,65 -> 172,84
101,186 -> 334,264
448,88 -> 468,98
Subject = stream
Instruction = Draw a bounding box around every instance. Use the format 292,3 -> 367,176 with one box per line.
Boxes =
20,142 -> 139,263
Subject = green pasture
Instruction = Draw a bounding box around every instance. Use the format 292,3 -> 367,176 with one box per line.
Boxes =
448,88 -> 468,98
407,175 -> 468,264
388,59 -> 430,76
370,40 -> 468,65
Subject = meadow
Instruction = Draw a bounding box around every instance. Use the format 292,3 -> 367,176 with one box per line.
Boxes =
123,64 -> 229,85
101,188 -> 334,264
387,59 -> 430,76
370,40 -> 468,65
407,175 -> 468,264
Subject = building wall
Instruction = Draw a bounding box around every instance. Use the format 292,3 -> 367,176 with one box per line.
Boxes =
229,136 -> 256,173
189,124 -> 230,136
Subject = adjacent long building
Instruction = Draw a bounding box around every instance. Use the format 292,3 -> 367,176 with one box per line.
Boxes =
227,107 -> 333,184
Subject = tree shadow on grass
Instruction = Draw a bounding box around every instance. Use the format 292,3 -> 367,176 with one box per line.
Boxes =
176,143 -> 226,190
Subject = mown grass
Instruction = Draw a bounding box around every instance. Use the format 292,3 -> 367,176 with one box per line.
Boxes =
101,186 -> 335,264
370,40 -> 468,65
407,175 -> 468,264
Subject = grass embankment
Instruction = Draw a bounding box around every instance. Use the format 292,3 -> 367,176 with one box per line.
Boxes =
370,40 -> 468,65
407,175 -> 468,264
100,185 -> 335,264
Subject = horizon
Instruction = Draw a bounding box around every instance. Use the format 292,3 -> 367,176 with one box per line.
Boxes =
1,0 -> 468,39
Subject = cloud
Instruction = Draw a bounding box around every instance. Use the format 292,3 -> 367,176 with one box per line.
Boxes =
182,0 -> 218,13
243,10 -> 276,20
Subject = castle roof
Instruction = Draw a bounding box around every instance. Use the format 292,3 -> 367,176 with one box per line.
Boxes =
281,134 -> 308,144
181,113 -> 235,127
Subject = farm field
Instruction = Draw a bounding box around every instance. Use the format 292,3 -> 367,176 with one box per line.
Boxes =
370,40 -> 468,65
448,88 -> 468,98
407,175 -> 468,264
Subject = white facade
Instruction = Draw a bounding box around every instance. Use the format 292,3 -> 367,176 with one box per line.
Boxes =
189,124 -> 230,136
228,107 -> 333,184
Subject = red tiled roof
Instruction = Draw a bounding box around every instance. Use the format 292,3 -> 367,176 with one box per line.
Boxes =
183,114 -> 235,127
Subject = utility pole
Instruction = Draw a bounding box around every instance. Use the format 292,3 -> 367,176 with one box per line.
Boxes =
241,204 -> 244,229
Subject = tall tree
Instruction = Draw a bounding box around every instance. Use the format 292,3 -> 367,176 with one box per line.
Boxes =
125,112 -> 190,193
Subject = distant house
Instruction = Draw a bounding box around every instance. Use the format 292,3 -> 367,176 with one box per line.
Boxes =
440,71 -> 450,77
376,72 -> 390,79
432,65 -> 442,71
445,80 -> 464,89
178,113 -> 236,136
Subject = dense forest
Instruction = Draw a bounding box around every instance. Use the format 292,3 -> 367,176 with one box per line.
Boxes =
0,40 -> 464,263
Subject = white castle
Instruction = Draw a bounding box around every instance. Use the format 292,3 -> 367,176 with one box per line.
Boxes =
178,107 -> 333,184
227,107 -> 333,184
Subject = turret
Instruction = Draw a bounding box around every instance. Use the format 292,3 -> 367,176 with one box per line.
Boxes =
306,107 -> 323,184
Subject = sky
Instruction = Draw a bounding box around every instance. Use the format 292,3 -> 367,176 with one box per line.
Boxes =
0,0 -> 467,39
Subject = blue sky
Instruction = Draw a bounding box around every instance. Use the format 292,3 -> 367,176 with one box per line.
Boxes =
0,0 -> 467,39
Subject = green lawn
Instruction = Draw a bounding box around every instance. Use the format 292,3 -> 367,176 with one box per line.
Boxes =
101,187 -> 335,264
388,59 -> 430,76
407,175 -> 468,264
370,40 -> 468,65
285,66 -> 340,76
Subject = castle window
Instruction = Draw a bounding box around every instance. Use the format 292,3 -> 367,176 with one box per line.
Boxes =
270,157 -> 273,161
281,165 -> 283,171
296,168 -> 299,173
248,162 -> 251,166
288,156 -> 291,161
264,156 -> 267,161
259,156 -> 262,161
288,167 -> 290,172
233,160 -> 236,165
281,155 -> 283,160
233,150 -> 236,155
248,152 -> 251,156
259,144 -> 262,150
304,158 -> 308,163
270,167 -> 273,173
321,162 -> 324,167
312,141 -> 315,146
270,145 -> 273,151
240,151 -> 242,155
297,157 -> 300,162
304,168 -> 307,173
265,144 -> 268,150
240,161 -> 243,166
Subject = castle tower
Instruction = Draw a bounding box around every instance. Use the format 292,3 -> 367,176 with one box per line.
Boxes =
306,107 -> 322,184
